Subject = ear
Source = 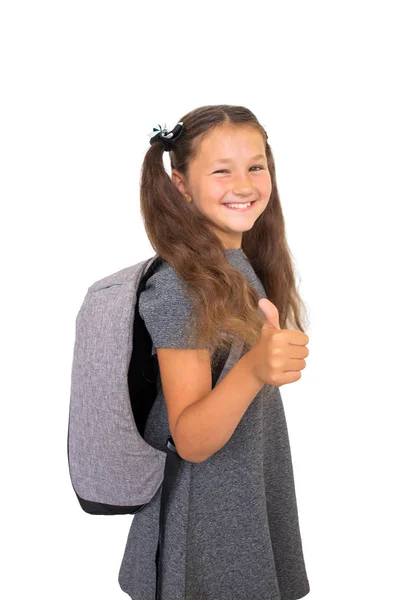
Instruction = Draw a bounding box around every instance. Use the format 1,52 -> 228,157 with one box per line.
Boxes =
171,169 -> 192,204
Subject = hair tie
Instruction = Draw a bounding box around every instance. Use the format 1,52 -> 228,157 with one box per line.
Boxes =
148,121 -> 184,152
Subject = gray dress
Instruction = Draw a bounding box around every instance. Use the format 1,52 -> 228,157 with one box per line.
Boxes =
118,248 -> 310,600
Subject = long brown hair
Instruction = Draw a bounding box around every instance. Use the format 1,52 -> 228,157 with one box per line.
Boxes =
140,104 -> 309,366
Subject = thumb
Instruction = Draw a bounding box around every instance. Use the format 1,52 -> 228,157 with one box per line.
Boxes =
258,298 -> 281,330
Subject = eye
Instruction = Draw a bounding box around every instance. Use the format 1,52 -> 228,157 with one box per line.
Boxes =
213,165 -> 265,174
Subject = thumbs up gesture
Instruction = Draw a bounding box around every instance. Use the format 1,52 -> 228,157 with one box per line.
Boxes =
248,298 -> 309,387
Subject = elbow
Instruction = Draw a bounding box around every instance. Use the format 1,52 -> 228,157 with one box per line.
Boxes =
173,416 -> 212,464
176,445 -> 208,464
185,453 -> 209,464
174,439 -> 209,464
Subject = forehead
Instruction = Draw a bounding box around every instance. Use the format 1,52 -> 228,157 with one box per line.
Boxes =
194,125 -> 266,166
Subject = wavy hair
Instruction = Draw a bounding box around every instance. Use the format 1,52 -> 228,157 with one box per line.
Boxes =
140,104 -> 309,368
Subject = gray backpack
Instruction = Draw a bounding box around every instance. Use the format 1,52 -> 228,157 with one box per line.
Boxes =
67,254 -> 239,517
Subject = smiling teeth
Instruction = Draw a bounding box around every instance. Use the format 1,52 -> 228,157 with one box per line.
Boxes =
225,202 -> 252,208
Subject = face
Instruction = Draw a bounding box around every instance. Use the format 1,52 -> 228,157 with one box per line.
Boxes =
171,124 -> 272,250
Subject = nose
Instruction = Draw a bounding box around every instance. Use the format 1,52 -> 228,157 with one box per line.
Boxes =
231,173 -> 255,196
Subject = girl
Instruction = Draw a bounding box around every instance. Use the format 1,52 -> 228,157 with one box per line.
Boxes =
118,104 -> 311,600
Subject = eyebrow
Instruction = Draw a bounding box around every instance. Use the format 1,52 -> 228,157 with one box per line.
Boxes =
210,154 -> 266,164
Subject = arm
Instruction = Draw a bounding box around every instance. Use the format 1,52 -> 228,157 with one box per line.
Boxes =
175,350 -> 263,463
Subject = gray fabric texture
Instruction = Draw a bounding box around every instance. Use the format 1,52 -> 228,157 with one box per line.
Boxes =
118,248 -> 310,600
68,258 -> 167,508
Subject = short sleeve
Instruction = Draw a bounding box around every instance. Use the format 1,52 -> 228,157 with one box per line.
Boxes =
138,262 -> 201,355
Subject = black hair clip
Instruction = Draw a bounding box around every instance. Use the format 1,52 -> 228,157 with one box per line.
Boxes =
148,121 -> 184,151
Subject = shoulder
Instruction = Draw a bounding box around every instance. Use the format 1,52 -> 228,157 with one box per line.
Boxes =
140,261 -> 190,307
138,260 -> 197,350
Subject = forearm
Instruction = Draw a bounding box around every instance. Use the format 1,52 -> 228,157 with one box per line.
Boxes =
175,350 -> 264,463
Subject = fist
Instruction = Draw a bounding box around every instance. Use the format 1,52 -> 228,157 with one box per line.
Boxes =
247,298 -> 310,387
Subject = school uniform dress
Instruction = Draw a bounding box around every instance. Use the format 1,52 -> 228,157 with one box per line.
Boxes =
118,248 -> 310,600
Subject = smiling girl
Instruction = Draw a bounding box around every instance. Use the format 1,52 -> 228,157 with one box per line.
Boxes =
118,104 -> 311,600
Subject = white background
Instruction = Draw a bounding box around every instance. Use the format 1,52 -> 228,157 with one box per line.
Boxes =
1,1 -> 399,598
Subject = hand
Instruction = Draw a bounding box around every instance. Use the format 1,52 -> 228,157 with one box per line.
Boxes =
248,298 -> 309,387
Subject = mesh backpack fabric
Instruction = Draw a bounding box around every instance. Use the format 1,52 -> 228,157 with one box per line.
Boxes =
67,255 -> 237,516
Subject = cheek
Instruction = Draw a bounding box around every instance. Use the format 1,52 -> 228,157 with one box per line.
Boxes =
202,180 -> 226,201
259,171 -> 272,190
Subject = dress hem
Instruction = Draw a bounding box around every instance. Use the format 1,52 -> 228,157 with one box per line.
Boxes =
280,582 -> 311,600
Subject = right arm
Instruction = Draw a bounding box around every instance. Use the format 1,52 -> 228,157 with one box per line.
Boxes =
157,297 -> 309,464
157,347 -> 264,463
142,259 -> 309,464
140,262 -> 264,463
175,350 -> 264,463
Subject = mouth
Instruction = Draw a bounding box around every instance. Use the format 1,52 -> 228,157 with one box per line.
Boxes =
222,200 -> 257,212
